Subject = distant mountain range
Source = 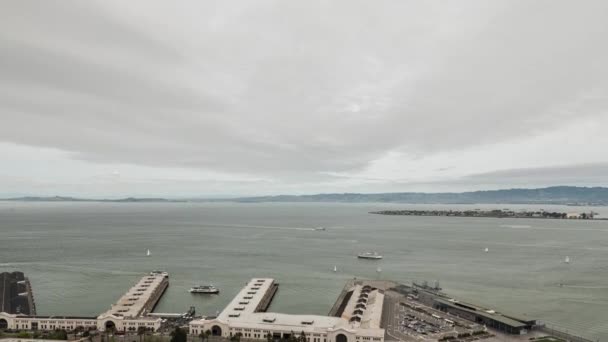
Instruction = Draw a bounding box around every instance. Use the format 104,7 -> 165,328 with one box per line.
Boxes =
3,186 -> 608,205
2,196 -> 184,203
232,186 -> 608,205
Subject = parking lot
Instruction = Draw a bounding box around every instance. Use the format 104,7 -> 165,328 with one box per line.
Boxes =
383,291 -> 487,342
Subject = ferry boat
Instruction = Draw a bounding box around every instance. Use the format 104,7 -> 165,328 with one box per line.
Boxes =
189,285 -> 219,294
357,252 -> 383,259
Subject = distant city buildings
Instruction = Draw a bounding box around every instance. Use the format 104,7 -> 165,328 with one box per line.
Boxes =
372,209 -> 598,220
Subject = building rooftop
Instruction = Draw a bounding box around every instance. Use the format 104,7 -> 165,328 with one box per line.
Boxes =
340,285 -> 383,329
217,278 -> 274,321
199,278 -> 384,338
434,298 -> 526,328
98,273 -> 167,319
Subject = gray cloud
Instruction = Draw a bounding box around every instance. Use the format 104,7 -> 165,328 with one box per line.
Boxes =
1,0 -> 607,194
463,163 -> 608,186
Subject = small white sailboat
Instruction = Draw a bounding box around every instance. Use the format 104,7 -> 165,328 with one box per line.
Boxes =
484,247 -> 489,253
376,267 -> 382,273
146,249 -> 151,257
564,256 -> 570,264
333,265 -> 337,272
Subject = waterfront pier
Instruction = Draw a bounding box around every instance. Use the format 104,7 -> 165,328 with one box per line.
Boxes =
0,272 -> 169,333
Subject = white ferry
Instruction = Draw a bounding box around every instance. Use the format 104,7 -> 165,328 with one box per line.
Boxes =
189,285 -> 219,294
357,252 -> 383,260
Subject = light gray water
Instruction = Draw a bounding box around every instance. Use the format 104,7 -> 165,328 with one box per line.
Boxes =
1,202 -> 607,340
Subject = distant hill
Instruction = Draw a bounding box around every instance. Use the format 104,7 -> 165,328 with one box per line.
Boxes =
233,186 -> 608,205
3,186 -> 608,205
3,196 -> 183,203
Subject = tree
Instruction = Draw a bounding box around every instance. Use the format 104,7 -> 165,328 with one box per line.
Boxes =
170,327 -> 187,342
299,331 -> 307,342
138,326 -> 147,342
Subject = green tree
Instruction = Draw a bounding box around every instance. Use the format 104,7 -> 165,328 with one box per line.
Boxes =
170,327 -> 187,342
299,331 -> 307,342
138,326 -> 147,342
17,331 -> 31,338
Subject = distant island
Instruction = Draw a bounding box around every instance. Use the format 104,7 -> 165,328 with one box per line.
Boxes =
232,186 -> 608,205
371,209 -> 603,220
2,186 -> 608,205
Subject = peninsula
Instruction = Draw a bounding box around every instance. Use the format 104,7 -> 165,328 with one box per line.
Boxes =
371,209 -> 602,219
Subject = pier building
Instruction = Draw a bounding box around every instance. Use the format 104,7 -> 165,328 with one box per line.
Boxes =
189,278 -> 385,342
0,272 -> 168,332
0,272 -> 36,316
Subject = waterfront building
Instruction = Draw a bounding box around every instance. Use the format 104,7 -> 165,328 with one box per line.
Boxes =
0,272 -> 168,332
0,272 -> 36,315
189,278 -> 385,342
431,297 -> 535,335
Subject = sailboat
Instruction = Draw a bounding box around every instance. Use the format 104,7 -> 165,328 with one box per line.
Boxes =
376,267 -> 382,273
333,265 -> 337,272
484,247 -> 489,253
146,249 -> 151,257
564,256 -> 570,264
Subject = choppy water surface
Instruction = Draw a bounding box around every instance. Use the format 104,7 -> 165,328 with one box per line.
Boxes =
1,202 -> 607,339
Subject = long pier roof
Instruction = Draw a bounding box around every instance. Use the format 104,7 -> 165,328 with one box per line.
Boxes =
98,273 -> 166,319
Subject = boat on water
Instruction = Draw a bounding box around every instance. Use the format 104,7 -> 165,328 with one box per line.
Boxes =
357,252 -> 383,259
564,256 -> 571,264
189,285 -> 219,294
315,227 -> 326,231
484,247 -> 489,253
333,265 -> 337,272
146,249 -> 151,257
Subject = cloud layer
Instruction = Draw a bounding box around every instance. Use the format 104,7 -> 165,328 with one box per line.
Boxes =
1,1 -> 607,196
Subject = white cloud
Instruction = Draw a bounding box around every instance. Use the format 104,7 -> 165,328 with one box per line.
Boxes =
0,1 -> 607,196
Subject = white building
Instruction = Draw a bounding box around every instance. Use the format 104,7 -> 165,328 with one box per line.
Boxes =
190,279 -> 385,342
0,272 -> 168,333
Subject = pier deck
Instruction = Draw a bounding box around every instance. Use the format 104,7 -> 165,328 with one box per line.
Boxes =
99,273 -> 169,318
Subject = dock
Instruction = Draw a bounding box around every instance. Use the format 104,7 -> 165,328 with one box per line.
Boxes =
254,282 -> 279,312
99,272 -> 169,318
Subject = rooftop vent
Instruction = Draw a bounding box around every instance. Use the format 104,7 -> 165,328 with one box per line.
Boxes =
262,317 -> 276,323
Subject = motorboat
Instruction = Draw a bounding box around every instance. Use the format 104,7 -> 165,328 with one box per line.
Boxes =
189,285 -> 219,294
357,252 -> 383,259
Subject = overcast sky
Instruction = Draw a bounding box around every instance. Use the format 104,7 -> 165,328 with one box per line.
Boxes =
1,0 -> 607,198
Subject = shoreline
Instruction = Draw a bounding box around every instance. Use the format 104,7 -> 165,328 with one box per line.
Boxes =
370,209 -> 606,220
